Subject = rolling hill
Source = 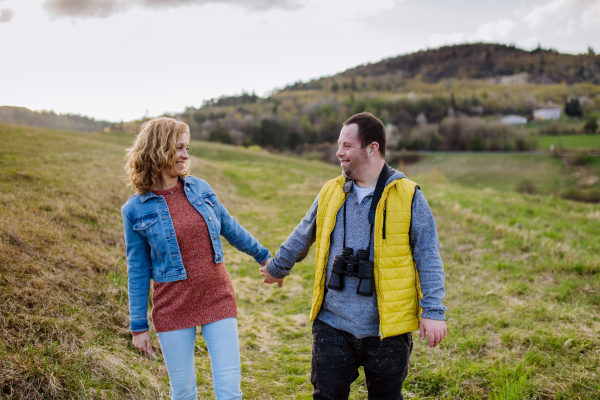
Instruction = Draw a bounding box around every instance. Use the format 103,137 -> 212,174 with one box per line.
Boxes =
287,43 -> 600,90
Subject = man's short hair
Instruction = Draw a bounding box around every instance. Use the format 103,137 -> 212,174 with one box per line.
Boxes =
343,112 -> 386,157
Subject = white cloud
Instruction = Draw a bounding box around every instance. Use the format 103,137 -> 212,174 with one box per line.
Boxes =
43,0 -> 305,19
0,8 -> 14,22
556,18 -> 575,36
42,0 -> 405,20
523,0 -> 570,29
470,19 -> 516,41
582,1 -> 600,26
426,32 -> 466,48
426,19 -> 516,48
522,36 -> 539,49
523,0 -> 600,29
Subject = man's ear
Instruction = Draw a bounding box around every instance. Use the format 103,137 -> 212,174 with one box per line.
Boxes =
369,142 -> 380,156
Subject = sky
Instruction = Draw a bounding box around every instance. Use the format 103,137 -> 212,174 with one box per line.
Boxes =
1,0 -> 600,122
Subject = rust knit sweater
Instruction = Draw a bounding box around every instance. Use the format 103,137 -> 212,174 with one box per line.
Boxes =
132,180 -> 237,335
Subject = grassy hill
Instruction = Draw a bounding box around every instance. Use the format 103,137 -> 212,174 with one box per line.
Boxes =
1,123 -> 599,399
0,106 -> 110,133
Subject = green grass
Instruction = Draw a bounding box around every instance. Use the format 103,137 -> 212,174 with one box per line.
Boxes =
1,123 -> 600,399
402,154 -> 577,194
534,135 -> 600,151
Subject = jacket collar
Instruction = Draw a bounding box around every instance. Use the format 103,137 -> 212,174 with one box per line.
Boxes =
139,176 -> 195,203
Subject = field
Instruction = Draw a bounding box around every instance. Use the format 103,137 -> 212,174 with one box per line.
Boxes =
534,135 -> 600,151
1,123 -> 599,399
402,153 -> 600,196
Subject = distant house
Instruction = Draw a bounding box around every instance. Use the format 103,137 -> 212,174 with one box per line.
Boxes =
502,115 -> 527,125
533,108 -> 561,121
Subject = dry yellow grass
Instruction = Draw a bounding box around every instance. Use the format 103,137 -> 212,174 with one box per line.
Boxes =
1,123 -> 599,399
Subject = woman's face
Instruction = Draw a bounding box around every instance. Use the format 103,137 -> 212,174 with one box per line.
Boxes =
164,132 -> 190,178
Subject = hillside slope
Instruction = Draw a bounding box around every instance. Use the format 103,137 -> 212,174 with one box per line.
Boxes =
0,106 -> 110,133
0,123 -> 599,399
286,43 -> 600,89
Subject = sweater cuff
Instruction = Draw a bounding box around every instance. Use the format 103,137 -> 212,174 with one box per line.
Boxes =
131,330 -> 148,336
267,259 -> 289,280
420,310 -> 446,321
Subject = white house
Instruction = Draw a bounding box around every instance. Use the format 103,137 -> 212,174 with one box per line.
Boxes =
533,108 -> 561,121
502,115 -> 528,125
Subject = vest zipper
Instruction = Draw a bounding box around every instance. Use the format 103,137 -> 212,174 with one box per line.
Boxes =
409,185 -> 421,319
413,259 -> 421,318
382,204 -> 387,240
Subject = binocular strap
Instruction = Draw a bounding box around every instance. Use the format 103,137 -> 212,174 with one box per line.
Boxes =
342,163 -> 391,255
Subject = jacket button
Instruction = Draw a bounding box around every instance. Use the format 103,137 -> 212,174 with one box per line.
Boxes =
213,236 -> 217,240
186,188 -> 190,191
198,202 -> 201,205
209,217 -> 212,221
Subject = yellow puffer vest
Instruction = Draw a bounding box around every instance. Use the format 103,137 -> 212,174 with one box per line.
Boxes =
310,174 -> 423,338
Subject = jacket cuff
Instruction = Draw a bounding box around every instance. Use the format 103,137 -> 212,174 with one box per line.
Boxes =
130,318 -> 150,332
420,310 -> 446,321
255,248 -> 271,264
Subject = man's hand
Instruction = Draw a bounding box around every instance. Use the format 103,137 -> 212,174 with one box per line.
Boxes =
420,318 -> 447,348
259,259 -> 284,288
132,331 -> 153,354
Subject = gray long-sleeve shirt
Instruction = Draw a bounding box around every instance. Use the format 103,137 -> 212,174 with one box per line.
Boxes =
268,169 -> 446,339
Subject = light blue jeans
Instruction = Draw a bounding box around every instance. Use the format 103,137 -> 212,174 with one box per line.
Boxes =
157,318 -> 242,400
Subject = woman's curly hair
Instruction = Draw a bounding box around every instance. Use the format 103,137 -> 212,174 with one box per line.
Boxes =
125,117 -> 190,194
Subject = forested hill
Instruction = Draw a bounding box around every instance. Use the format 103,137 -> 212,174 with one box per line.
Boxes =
163,43 -> 600,156
285,43 -> 600,90
0,106 -> 110,133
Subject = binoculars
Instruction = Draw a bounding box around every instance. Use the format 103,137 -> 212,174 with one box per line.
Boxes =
327,247 -> 374,296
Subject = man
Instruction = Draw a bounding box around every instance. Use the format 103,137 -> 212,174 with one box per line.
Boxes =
261,112 -> 446,400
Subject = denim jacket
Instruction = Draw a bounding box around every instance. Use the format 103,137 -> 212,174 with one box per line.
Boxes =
121,175 -> 271,332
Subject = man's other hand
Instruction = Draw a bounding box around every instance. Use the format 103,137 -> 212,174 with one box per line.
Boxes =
259,260 -> 284,288
420,318 -> 447,348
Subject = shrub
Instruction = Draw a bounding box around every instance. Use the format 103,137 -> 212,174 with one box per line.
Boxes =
565,97 -> 583,118
438,116 -> 532,151
539,121 -> 580,135
208,122 -> 232,144
558,187 -> 600,203
403,124 -> 443,151
583,116 -> 598,134
572,152 -> 589,166
516,180 -> 536,194
387,151 -> 422,166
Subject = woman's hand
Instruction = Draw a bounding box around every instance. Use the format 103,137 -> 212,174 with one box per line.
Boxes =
132,331 -> 153,354
259,259 -> 284,288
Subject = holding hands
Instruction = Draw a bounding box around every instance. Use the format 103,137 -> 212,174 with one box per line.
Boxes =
259,259 -> 284,288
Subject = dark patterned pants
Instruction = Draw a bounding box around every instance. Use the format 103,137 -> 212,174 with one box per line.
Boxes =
311,319 -> 413,400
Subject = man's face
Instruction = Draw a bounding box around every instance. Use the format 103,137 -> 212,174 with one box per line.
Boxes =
336,123 -> 369,180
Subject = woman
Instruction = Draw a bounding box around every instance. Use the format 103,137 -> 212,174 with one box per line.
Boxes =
121,117 -> 270,400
